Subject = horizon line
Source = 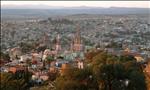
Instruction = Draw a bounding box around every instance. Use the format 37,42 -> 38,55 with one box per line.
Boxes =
2,1 -> 150,8
2,5 -> 150,9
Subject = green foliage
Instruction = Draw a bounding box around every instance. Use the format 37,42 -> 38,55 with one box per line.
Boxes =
46,56 -> 54,62
26,58 -> 32,66
46,56 -> 54,67
48,18 -> 74,25
105,41 -> 122,48
55,67 -> 98,90
1,71 -> 32,90
37,46 -> 47,52
74,68 -> 92,81
88,50 -> 147,90
0,52 -> 10,61
119,55 -> 136,62
19,42 -> 35,53
127,71 -> 146,90
55,50 -> 147,90
0,72 -> 27,90
85,50 -> 103,63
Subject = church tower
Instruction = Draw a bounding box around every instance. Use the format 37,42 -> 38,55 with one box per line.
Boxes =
70,37 -> 74,52
55,34 -> 61,53
71,26 -> 83,52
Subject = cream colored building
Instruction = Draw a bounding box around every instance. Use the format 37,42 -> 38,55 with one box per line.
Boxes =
134,55 -> 144,62
9,47 -> 22,60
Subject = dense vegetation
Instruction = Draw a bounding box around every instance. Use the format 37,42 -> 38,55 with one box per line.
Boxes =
55,50 -> 147,90
0,52 -> 10,61
0,71 -> 32,90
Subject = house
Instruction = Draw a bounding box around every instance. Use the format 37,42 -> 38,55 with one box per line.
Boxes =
78,61 -> 84,69
19,54 -> 32,62
32,71 -> 49,83
134,55 -> 144,62
32,53 -> 42,62
9,66 -> 26,74
75,57 -> 84,69
9,47 -> 22,60
42,49 -> 57,61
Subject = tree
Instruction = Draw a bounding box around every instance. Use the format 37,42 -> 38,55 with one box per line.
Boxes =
0,72 -> 13,90
9,79 -> 27,90
84,50 -> 103,64
126,68 -> 147,90
55,67 -> 99,90
37,45 -> 47,52
46,56 -> 54,67
88,50 -> 147,90
54,50 -> 147,90
0,52 -> 10,61
26,58 -> 32,67
0,72 -> 28,90
19,42 -> 35,53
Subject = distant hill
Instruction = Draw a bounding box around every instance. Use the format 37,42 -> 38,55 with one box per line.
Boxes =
1,6 -> 149,20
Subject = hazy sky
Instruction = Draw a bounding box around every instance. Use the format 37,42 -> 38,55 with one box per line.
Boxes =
2,1 -> 150,8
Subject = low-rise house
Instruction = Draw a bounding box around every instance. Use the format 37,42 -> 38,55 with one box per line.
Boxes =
9,47 -> 22,60
32,53 -> 42,62
31,71 -> 49,85
19,54 -> 32,62
134,55 -> 144,62
77,60 -> 84,69
9,66 -> 26,74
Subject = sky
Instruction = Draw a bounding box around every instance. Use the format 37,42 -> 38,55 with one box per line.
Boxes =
1,1 -> 150,8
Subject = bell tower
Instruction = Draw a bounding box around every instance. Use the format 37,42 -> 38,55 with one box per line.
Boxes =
55,34 -> 61,53
71,25 -> 83,52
